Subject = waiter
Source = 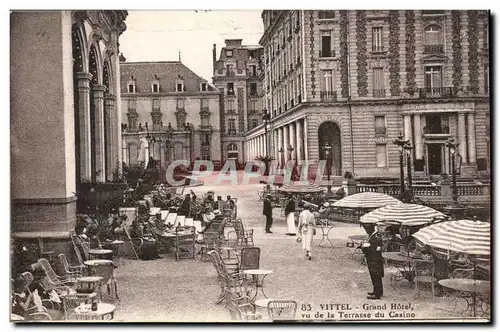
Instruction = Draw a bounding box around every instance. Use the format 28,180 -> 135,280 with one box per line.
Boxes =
263,194 -> 273,233
362,224 -> 384,299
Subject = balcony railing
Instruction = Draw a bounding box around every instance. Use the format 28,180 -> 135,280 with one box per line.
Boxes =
319,50 -> 336,58
200,106 -> 209,112
228,129 -> 237,135
152,107 -> 161,113
375,127 -> 387,137
423,125 -> 450,135
373,89 -> 386,97
419,87 -> 454,98
227,71 -> 235,77
199,125 -> 212,130
372,46 -> 384,53
249,91 -> 258,96
320,91 -> 337,101
226,109 -> 237,115
424,44 -> 444,54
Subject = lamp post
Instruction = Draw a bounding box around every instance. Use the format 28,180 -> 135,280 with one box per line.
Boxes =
445,138 -> 465,219
393,133 -> 409,196
404,143 -> 414,194
262,109 -> 270,157
262,110 -> 271,175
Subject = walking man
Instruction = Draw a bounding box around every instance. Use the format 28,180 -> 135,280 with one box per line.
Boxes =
263,194 -> 273,233
362,224 -> 384,299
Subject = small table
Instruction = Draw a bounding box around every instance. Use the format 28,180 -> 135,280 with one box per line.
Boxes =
67,303 -> 116,321
317,219 -> 335,247
89,249 -> 113,260
347,234 -> 368,263
243,269 -> 273,301
104,241 -> 125,266
76,276 -> 104,299
439,279 -> 490,317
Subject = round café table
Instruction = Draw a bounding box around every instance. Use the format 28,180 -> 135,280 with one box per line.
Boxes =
88,249 -> 113,260
439,279 -> 490,317
76,276 -> 104,300
67,303 -> 116,321
317,219 -> 335,248
243,269 -> 273,301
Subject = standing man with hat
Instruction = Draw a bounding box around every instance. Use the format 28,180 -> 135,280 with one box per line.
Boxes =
263,194 -> 273,233
362,223 -> 384,299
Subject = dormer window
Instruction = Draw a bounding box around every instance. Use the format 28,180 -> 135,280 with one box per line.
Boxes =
176,83 -> 184,92
200,82 -> 207,92
226,50 -> 233,57
152,83 -> 159,93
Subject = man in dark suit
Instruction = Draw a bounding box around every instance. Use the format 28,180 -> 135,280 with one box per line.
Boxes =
263,194 -> 273,233
362,224 -> 384,299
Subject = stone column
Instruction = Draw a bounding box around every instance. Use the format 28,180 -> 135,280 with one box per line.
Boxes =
274,129 -> 279,162
404,115 -> 412,142
296,119 -> 303,165
413,114 -> 423,159
77,72 -> 92,181
467,113 -> 476,164
283,125 -> 289,160
303,117 -> 309,161
93,84 -> 106,182
457,112 -> 467,161
289,122 -> 296,161
104,94 -> 116,181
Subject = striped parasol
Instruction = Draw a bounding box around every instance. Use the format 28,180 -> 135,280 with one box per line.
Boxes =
333,192 -> 401,209
412,219 -> 490,256
278,182 -> 323,194
359,203 -> 445,224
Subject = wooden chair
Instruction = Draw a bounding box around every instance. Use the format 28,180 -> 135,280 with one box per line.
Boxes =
175,226 -> 196,261
267,300 -> 298,321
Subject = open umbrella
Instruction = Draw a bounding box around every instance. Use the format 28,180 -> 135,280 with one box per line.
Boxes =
359,203 -> 445,225
278,182 -> 323,194
333,192 -> 401,209
412,219 -> 490,257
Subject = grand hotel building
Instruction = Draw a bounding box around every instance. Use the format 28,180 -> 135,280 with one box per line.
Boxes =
244,10 -> 490,180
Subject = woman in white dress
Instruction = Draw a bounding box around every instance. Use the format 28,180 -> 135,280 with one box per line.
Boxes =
284,195 -> 297,236
298,202 -> 317,260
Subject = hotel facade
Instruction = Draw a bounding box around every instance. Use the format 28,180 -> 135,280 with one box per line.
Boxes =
244,10 -> 490,180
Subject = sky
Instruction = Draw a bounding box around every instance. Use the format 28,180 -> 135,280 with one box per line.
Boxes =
119,10 -> 264,81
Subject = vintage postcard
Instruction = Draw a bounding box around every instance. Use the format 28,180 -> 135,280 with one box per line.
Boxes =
10,9 -> 490,323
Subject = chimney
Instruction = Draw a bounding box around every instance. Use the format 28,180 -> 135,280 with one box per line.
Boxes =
212,44 -> 217,73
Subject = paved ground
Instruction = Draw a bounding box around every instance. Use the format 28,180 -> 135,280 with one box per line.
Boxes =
110,172 -> 486,322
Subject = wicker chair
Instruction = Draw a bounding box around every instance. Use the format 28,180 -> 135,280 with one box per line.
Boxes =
267,300 -> 298,321
239,247 -> 260,271
224,287 -> 261,321
175,226 -> 196,261
208,250 -> 248,305
232,219 -> 255,247
200,231 -> 222,262
37,258 -> 77,287
58,253 -> 85,278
